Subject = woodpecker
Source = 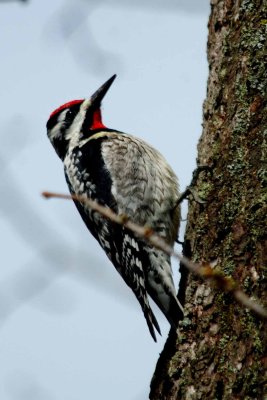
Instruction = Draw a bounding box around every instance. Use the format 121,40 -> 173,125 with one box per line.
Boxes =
46,75 -> 183,341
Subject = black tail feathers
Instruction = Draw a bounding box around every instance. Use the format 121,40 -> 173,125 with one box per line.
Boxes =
144,306 -> 161,342
166,295 -> 184,329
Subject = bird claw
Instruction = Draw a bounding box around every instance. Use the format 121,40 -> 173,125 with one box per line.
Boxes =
173,164 -> 212,209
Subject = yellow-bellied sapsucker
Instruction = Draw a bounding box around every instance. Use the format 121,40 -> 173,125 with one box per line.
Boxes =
46,75 -> 183,341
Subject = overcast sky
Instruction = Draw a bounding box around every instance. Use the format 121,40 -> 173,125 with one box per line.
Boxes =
0,1 -> 209,399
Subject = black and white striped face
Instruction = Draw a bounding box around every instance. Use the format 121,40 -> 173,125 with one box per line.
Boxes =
46,74 -> 117,160
46,100 -> 85,160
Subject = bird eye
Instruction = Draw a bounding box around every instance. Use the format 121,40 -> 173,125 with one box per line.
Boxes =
66,109 -> 74,120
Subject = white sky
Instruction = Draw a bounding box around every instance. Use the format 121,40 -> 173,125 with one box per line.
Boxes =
0,1 -> 209,399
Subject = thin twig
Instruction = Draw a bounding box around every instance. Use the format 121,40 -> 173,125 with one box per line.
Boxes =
42,191 -> 267,320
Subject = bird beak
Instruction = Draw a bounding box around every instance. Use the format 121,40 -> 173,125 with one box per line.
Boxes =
90,74 -> 117,107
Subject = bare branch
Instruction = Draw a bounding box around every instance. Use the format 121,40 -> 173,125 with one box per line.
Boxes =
42,191 -> 267,320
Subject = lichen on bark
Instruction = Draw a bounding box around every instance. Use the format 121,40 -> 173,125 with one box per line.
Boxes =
150,1 -> 267,399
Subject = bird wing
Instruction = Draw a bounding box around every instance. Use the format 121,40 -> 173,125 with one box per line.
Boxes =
65,136 -> 161,340
112,225 -> 161,341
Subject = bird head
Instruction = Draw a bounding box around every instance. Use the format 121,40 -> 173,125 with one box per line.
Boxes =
46,74 -> 116,160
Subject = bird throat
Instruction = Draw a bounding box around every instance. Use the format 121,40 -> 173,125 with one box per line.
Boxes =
90,109 -> 106,131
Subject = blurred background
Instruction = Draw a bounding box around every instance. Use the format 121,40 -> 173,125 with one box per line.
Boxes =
0,1 -> 209,399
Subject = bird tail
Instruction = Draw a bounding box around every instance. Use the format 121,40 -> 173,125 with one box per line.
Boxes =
165,294 -> 184,329
146,254 -> 184,330
143,300 -> 161,342
133,287 -> 161,342
149,288 -> 184,331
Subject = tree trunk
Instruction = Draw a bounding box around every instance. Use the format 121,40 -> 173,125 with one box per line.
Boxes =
150,0 -> 267,399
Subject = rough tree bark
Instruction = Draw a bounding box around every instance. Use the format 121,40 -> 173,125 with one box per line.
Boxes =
150,0 -> 267,399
